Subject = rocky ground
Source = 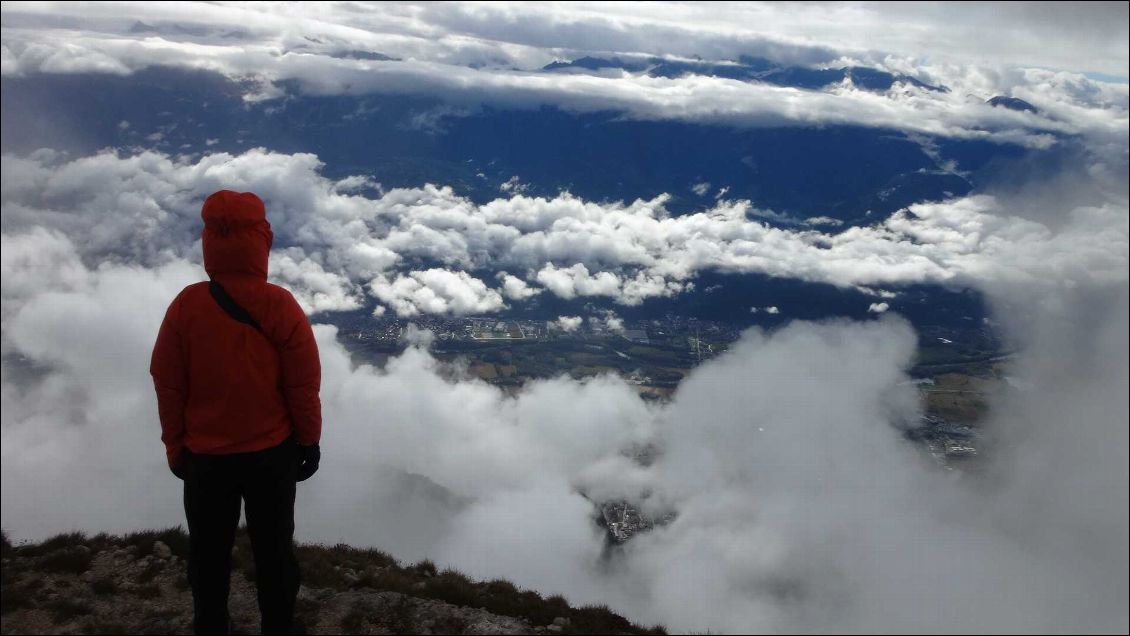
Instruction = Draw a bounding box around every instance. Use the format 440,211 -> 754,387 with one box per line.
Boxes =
1,529 -> 664,635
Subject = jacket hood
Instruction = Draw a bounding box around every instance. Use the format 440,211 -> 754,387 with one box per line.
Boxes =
201,190 -> 273,280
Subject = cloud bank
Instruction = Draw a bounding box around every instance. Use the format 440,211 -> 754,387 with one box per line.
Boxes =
1,143 -> 1126,635
2,224 -> 1126,631
3,148 -> 1125,315
1,2 -> 1126,147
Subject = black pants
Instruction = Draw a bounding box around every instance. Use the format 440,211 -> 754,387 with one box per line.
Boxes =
183,439 -> 301,635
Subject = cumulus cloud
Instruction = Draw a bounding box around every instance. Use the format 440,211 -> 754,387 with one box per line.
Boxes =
589,310 -> 624,334
2,148 -> 1126,316
867,302 -> 889,314
269,249 -> 362,313
535,263 -> 622,301
496,271 -> 541,300
369,269 -> 504,317
554,315 -> 583,333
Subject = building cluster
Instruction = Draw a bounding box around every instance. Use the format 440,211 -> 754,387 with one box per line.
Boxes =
600,501 -> 675,544
342,314 -> 741,349
909,415 -> 981,467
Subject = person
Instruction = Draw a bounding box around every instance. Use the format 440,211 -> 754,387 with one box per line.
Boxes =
150,190 -> 322,635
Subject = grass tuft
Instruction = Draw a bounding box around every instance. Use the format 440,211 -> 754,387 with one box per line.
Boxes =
38,547 -> 93,575
121,527 -> 189,558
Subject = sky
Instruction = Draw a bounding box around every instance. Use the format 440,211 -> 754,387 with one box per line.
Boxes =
1,2 -> 1128,633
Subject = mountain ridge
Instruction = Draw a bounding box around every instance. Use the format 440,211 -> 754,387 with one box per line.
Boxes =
0,528 -> 666,635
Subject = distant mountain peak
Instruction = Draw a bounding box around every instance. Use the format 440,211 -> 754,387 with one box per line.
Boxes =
987,96 -> 1038,113
542,56 -> 648,72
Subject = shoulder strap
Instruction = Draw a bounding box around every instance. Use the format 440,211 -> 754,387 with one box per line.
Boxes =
209,279 -> 264,335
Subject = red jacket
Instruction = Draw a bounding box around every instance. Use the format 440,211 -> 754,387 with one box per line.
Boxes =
150,191 -> 321,467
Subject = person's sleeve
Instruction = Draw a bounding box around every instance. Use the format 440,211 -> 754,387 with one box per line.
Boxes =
278,294 -> 322,445
150,296 -> 188,468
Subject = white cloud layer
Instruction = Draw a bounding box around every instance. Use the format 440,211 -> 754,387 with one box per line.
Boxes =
1,2 -> 1126,146
3,149 -> 1126,314
2,227 -> 1126,631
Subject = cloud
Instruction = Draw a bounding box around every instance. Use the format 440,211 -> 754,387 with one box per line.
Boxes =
867,302 -> 889,314
1,135 -> 1127,634
3,148 -> 1126,317
369,269 -> 505,317
804,215 -> 843,227
4,237 -> 1124,632
4,2 -> 1125,78
413,1 -> 1129,78
1,231 -> 200,534
0,227 -> 89,335
589,310 -> 624,334
499,175 -> 529,194
269,249 -> 362,313
554,315 -> 583,333
1,3 -> 1125,146
535,263 -> 623,301
496,271 -> 541,300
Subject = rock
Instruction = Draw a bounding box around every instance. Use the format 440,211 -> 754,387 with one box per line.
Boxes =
547,625 -> 562,633
552,617 -> 569,627
153,541 -> 173,559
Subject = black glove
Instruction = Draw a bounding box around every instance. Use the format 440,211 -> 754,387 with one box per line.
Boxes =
296,443 -> 320,482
